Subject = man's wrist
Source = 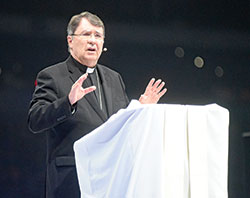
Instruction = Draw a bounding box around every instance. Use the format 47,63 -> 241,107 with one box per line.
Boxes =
67,96 -> 77,114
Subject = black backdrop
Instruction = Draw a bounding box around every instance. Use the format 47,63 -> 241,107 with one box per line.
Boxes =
0,1 -> 249,197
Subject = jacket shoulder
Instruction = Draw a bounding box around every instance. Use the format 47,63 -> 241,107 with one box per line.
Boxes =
39,60 -> 68,76
97,63 -> 121,76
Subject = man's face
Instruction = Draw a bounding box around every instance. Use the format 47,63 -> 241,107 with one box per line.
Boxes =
67,18 -> 104,67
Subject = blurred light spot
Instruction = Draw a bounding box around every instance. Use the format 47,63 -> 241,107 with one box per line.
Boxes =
215,66 -> 224,77
12,63 -> 23,74
174,47 -> 185,58
194,56 -> 204,68
0,67 -> 2,75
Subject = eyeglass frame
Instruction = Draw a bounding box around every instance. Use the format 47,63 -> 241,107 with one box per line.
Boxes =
70,30 -> 105,40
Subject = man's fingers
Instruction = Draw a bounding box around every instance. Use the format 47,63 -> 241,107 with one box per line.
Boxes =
69,79 -> 95,105
140,77 -> 167,104
83,86 -> 96,95
145,78 -> 155,93
157,88 -> 167,98
76,73 -> 88,86
155,81 -> 165,93
153,79 -> 162,88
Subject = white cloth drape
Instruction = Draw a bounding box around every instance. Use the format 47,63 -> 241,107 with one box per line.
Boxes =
74,101 -> 229,198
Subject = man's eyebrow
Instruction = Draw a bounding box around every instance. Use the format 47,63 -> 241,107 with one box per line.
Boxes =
95,30 -> 102,34
79,30 -> 103,34
78,30 -> 90,34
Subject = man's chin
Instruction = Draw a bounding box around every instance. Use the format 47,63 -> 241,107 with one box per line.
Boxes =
81,58 -> 98,67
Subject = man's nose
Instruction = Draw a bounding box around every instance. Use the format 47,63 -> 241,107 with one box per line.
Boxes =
88,34 -> 96,42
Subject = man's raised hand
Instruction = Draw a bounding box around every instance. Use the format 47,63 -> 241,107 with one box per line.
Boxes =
68,73 -> 96,105
139,78 -> 167,104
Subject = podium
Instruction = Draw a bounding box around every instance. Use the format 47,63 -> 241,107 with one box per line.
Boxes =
74,101 -> 229,198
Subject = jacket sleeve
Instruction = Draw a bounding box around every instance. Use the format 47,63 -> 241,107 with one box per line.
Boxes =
27,69 -> 74,133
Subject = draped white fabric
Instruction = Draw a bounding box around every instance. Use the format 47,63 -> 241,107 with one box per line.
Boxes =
74,101 -> 229,198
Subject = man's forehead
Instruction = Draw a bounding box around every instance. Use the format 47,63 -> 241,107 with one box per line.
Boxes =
77,18 -> 104,33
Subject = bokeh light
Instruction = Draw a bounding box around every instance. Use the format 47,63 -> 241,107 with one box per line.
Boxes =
174,47 -> 185,58
194,56 -> 204,68
215,66 -> 224,77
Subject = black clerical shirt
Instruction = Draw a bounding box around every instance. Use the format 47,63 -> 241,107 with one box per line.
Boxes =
71,57 -> 108,117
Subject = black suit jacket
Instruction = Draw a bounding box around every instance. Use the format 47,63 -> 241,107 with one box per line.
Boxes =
28,56 -> 129,198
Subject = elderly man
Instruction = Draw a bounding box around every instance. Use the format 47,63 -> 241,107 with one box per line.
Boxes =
28,11 -> 166,198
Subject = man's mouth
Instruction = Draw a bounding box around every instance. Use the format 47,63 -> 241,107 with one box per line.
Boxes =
87,48 -> 96,52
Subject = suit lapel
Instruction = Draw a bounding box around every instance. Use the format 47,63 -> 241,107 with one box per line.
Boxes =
97,65 -> 113,117
66,57 -> 107,122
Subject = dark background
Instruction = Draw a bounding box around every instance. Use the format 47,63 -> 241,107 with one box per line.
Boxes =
0,0 -> 249,197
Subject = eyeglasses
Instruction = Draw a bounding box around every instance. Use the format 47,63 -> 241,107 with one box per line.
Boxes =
70,31 -> 104,40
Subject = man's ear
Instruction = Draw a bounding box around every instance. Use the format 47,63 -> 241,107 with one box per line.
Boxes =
67,35 -> 73,47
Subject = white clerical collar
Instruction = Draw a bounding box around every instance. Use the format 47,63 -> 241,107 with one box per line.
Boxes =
86,67 -> 95,74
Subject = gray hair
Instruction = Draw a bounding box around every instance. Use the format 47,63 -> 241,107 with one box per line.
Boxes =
67,11 -> 105,36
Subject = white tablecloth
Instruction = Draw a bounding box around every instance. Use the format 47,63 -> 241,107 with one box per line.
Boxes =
74,101 -> 229,198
